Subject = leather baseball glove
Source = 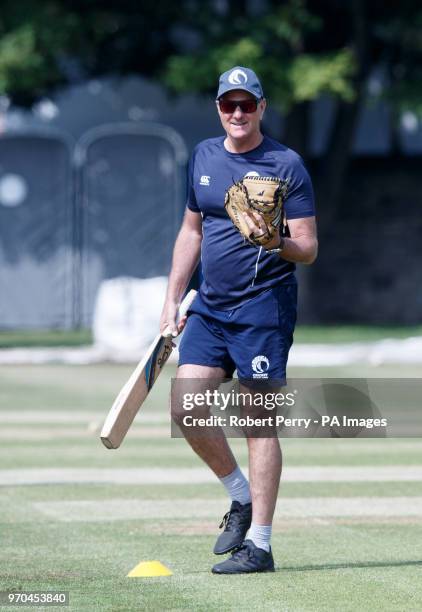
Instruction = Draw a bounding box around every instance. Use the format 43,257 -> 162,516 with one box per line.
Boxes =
224,176 -> 288,248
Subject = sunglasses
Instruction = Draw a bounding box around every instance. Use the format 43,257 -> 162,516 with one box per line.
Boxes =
218,98 -> 259,114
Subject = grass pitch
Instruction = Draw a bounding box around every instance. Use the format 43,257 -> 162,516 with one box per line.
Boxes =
0,364 -> 421,611
1,324 -> 422,348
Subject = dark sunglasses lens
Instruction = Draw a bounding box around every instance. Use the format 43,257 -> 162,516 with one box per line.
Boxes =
240,99 -> 258,113
219,99 -> 258,113
219,100 -> 237,113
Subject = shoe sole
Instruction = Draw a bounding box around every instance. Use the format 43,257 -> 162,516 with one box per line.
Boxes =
213,543 -> 242,555
212,566 -> 275,574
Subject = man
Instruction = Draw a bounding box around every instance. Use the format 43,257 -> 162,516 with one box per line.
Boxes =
160,66 -> 317,574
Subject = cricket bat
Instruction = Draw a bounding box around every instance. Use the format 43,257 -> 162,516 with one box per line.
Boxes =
100,289 -> 197,449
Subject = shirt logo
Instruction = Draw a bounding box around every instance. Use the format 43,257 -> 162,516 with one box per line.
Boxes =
200,175 -> 210,186
252,355 -> 270,379
244,171 -> 260,178
228,69 -> 248,85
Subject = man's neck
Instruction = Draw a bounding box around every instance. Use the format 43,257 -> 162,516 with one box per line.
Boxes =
224,133 -> 264,154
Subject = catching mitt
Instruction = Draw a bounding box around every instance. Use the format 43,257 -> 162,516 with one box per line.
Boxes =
224,176 -> 288,248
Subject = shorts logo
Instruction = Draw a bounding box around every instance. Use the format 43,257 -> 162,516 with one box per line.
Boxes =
228,69 -> 248,85
252,355 -> 270,379
244,171 -> 260,178
200,175 -> 210,186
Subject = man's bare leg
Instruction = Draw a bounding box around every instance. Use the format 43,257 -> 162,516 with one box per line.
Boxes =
247,437 -> 282,524
212,433 -> 279,572
173,364 -> 252,555
172,364 -> 236,477
237,383 -> 282,554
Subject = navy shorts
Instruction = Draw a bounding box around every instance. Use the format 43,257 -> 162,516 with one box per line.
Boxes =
178,284 -> 297,383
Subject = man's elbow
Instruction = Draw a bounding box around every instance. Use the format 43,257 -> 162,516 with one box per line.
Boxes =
302,240 -> 318,265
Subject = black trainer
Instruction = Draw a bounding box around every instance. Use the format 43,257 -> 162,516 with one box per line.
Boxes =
212,539 -> 275,574
213,501 -> 252,555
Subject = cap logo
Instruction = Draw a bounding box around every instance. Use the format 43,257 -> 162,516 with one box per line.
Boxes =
228,69 -> 248,85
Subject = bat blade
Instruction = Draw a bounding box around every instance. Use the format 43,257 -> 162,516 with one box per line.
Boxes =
100,333 -> 173,449
100,289 -> 197,449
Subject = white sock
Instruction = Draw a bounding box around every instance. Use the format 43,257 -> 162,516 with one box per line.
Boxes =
220,466 -> 251,505
247,522 -> 272,552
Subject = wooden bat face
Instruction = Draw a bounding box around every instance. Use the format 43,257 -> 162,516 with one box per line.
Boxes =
100,289 -> 197,449
100,334 -> 173,449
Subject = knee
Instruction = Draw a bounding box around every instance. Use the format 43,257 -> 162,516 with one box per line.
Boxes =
170,398 -> 187,427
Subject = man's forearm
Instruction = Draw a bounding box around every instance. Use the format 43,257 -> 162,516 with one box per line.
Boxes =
166,227 -> 202,303
278,235 -> 318,265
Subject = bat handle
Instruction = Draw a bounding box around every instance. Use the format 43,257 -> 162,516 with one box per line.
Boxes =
162,289 -> 197,338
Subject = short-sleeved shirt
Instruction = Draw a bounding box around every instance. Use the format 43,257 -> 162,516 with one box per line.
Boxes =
187,135 -> 315,310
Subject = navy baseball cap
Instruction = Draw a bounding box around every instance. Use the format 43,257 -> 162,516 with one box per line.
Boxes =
217,66 -> 264,100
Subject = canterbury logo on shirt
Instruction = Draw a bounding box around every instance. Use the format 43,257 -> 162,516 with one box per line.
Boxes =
200,175 -> 211,186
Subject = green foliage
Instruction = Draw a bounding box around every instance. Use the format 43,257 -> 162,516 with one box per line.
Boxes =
0,1 -> 183,105
164,1 -> 356,112
0,0 -> 421,119
389,83 -> 422,116
288,50 -> 356,103
164,1 -> 422,118
259,0 -> 322,50
0,25 -> 45,94
165,40 -> 356,112
374,7 -> 422,116
165,38 -> 264,94
0,4 -> 87,103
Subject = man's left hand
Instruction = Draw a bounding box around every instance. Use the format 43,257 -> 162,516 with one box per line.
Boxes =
242,210 -> 282,251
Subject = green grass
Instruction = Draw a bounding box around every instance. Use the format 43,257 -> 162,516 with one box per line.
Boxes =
0,324 -> 421,348
2,480 -> 422,506
0,329 -> 92,348
1,437 -> 422,470
293,325 -> 422,344
1,520 -> 421,611
0,363 -> 421,611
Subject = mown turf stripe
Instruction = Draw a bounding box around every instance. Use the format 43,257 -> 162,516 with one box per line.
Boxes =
31,496 -> 422,522
1,466 -> 421,486
0,426 -> 169,440
0,410 -> 166,424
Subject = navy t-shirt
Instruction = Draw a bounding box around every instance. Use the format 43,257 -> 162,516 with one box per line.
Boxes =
187,135 -> 315,310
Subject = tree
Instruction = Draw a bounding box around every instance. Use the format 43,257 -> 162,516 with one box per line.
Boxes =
1,1 -> 422,217
0,1 -> 183,105
163,0 -> 422,220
